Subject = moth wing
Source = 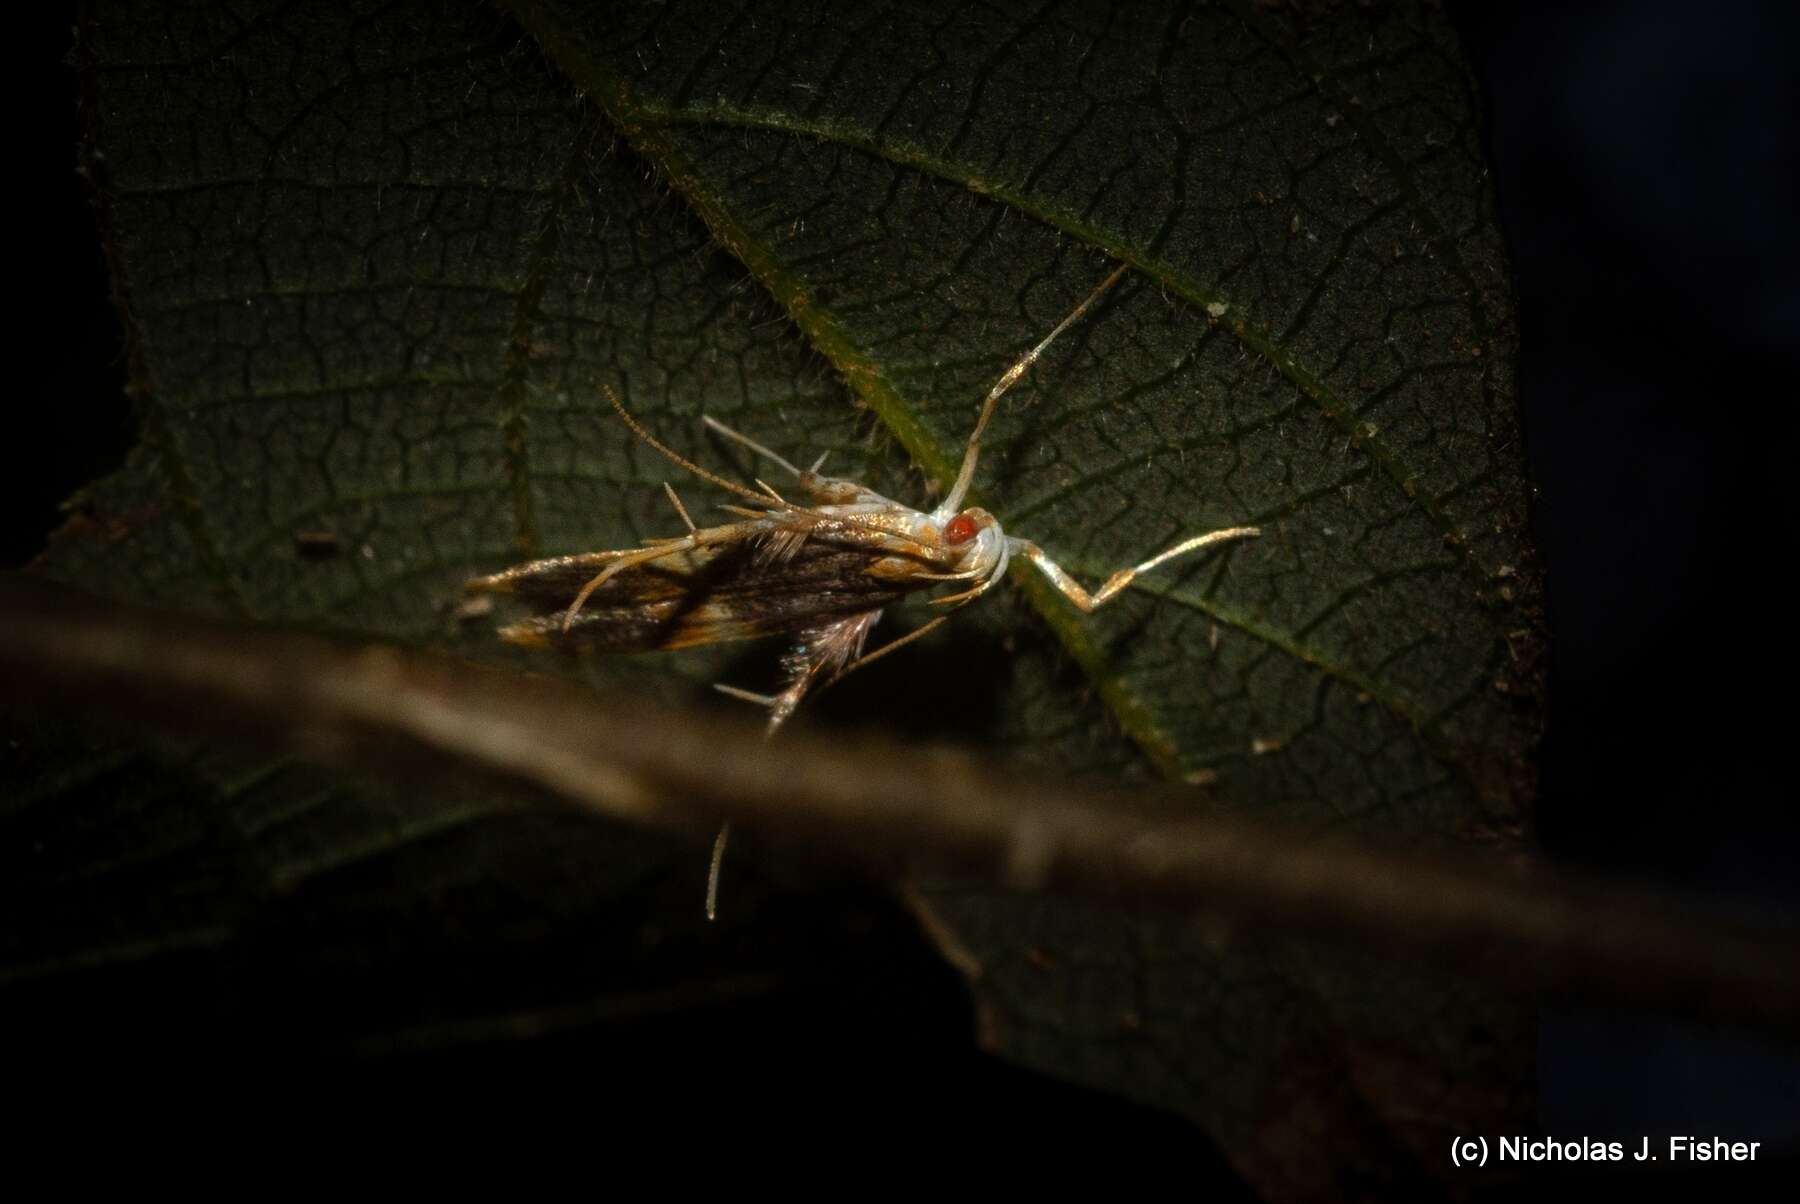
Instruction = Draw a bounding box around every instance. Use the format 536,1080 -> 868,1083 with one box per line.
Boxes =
467,547 -> 675,610
470,534 -> 936,653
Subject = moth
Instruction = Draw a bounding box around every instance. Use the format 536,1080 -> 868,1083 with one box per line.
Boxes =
466,263 -> 1259,917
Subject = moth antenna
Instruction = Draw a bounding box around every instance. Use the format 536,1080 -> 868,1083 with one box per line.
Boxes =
702,414 -> 805,478
602,384 -> 773,505
662,481 -> 697,532
940,261 -> 1131,517
808,451 -> 829,474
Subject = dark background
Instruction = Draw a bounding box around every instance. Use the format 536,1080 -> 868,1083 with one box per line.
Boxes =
1453,2 -> 1800,1177
22,0 -> 1798,1193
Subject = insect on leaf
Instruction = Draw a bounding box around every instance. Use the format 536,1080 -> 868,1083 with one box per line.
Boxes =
35,1 -> 1544,1196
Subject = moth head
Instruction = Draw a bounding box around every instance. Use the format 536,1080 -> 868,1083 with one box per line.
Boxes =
943,507 -> 995,547
942,507 -> 1007,580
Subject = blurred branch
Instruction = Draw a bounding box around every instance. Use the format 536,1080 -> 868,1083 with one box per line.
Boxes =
2,577 -> 1796,1036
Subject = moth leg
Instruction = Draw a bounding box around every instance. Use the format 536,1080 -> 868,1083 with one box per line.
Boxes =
1011,526 -> 1260,612
709,678 -> 809,738
828,615 -> 950,683
938,262 -> 1131,518
702,674 -> 810,922
662,481 -> 697,532
713,682 -> 777,708
704,681 -> 781,923
559,538 -> 697,631
704,611 -> 881,920
701,416 -> 805,478
927,558 -> 1012,609
706,822 -> 732,922
704,674 -> 811,922
928,578 -> 1003,609
703,414 -> 897,507
558,517 -> 774,630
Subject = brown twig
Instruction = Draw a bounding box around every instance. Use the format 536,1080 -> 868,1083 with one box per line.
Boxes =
2,577 -> 1795,1036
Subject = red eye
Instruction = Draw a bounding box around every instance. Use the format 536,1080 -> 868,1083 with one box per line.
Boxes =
945,513 -> 979,545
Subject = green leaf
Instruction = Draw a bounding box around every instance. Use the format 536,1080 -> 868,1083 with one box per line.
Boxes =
34,1 -> 1541,1194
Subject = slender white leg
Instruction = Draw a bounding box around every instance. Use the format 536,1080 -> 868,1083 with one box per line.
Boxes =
560,535 -> 699,631
705,414 -> 895,508
702,415 -> 804,478
1012,526 -> 1260,611
706,822 -> 732,922
831,615 -> 950,681
703,674 -> 805,921
662,481 -> 697,531
704,610 -> 878,919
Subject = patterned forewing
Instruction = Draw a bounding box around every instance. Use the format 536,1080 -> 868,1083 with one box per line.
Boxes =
481,537 -> 922,652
